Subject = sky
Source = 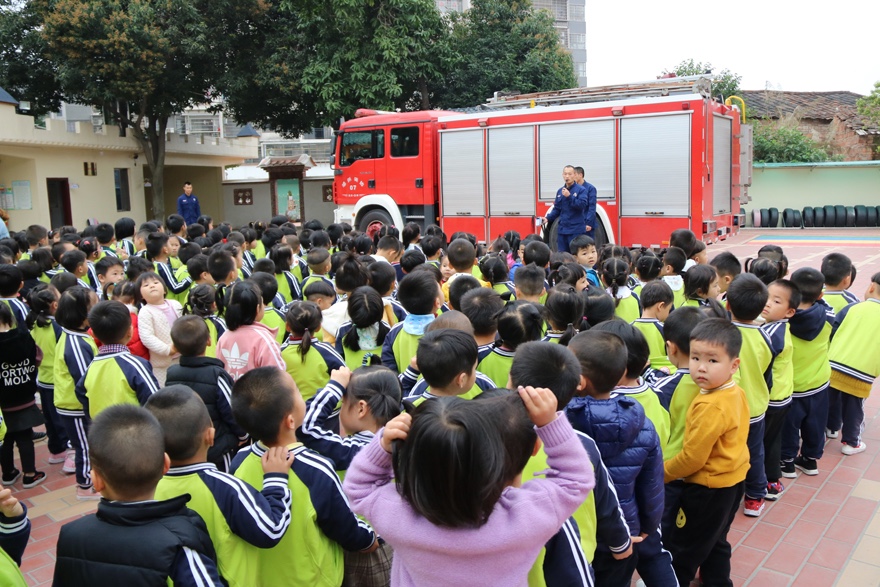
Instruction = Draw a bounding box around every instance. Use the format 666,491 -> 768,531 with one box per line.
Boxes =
585,0 -> 879,96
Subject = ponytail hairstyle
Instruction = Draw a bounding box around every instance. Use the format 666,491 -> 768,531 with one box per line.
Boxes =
683,264 -> 718,301
345,286 -> 390,351
488,236 -> 510,256
601,258 -> 629,306
110,280 -> 139,306
582,285 -> 616,328
353,234 -> 373,255
269,244 -> 293,273
757,244 -> 789,279
503,231 -> 522,261
545,285 -> 586,346
285,301 -> 323,358
78,236 -> 100,260
30,247 -> 55,273
0,303 -> 12,329
597,244 -> 632,268
494,301 -> 544,350
26,282 -> 58,329
636,253 -> 663,282
224,280 -> 262,331
347,365 -> 403,427
401,222 -> 421,248
185,284 -> 218,318
744,256 -> 781,286
55,286 -> 96,331
548,262 -> 587,290
145,232 -> 169,261
335,251 -> 369,293
479,255 -> 509,287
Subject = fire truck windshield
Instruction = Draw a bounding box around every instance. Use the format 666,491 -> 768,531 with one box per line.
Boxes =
340,130 -> 384,166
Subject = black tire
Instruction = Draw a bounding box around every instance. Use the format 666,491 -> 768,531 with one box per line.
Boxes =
768,207 -> 779,228
823,205 -> 836,227
793,210 -> 802,228
782,208 -> 794,227
834,205 -> 846,227
867,206 -> 878,227
855,205 -> 868,227
760,209 -> 770,228
845,206 -> 856,227
546,218 -> 609,252
594,220 -> 609,250
357,208 -> 394,233
752,209 -> 762,227
813,206 -> 825,227
803,207 -> 814,228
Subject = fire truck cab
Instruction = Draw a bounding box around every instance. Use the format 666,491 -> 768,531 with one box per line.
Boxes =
332,76 -> 752,249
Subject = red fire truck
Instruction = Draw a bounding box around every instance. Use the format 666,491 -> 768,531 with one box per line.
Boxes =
331,76 -> 752,248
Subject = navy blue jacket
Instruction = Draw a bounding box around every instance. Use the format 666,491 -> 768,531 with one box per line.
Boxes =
565,395 -> 664,539
546,182 -> 588,234
580,181 -> 598,234
176,193 -> 201,226
790,299 -> 834,341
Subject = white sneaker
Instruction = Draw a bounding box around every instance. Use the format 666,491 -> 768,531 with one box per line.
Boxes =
47,452 -> 67,464
825,428 -> 839,439
62,450 -> 76,474
842,442 -> 867,456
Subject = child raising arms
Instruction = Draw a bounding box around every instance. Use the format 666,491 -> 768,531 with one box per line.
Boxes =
343,386 -> 594,586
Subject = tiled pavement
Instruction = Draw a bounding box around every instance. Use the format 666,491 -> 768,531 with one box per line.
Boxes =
11,228 -> 880,586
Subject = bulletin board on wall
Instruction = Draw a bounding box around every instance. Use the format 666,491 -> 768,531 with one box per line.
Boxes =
275,179 -> 302,222
0,180 -> 33,210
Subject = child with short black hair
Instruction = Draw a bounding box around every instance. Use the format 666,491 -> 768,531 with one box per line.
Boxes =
166,316 -> 246,471
409,329 -> 478,403
335,286 -> 391,370
459,287 -> 504,354
513,263 -> 546,304
447,274 -> 481,312
669,229 -> 698,270
569,235 -> 600,287
381,271 -> 444,373
820,252 -> 859,314
442,238 -> 487,301
374,235 -> 402,265
114,217 -> 137,256
660,247 -> 687,308
566,329 -> 665,586
302,247 -> 333,292
281,301 -> 346,402
77,300 -> 159,419
368,261 -> 405,325
783,267 -> 834,477
709,251 -> 741,294
0,265 -> 27,329
148,385 -> 292,586
726,273 -> 775,516
634,280 -> 676,373
761,279 -> 799,499
682,264 -> 720,307
247,272 -> 287,344
478,301 -> 544,388
663,319 -> 748,587
60,249 -> 91,290
827,271 -> 880,456
54,405 -> 223,585
208,250 -> 238,289
231,367 -> 378,585
95,256 -> 125,299
145,233 -> 192,298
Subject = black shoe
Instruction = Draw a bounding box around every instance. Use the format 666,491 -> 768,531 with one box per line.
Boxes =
22,471 -> 46,489
794,455 -> 818,476
32,431 -> 47,443
1,469 -> 21,486
780,459 -> 797,479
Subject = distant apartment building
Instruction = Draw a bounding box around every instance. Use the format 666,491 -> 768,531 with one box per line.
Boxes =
435,0 -> 586,87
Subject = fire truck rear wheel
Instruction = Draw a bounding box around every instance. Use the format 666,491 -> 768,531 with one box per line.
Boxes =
802,207 -> 814,228
546,220 -> 607,252
357,209 -> 394,234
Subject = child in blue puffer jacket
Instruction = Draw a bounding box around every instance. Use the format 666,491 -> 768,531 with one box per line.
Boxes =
566,330 -> 672,587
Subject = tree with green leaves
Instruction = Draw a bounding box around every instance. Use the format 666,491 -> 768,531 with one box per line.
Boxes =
661,59 -> 742,101
428,0 -> 577,109
857,81 -> 880,154
41,0 -> 266,218
0,0 -> 62,118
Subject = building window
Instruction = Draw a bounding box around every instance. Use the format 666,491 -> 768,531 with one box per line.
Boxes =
391,127 -> 419,157
340,130 -> 384,166
114,169 -> 131,212
313,127 -> 326,139
569,4 -> 584,20
570,33 -> 585,49
557,29 -> 568,48
576,62 -> 587,79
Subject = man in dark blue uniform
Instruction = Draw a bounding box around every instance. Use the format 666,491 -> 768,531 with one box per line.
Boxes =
575,166 -> 598,240
545,165 -> 588,253
176,182 -> 201,226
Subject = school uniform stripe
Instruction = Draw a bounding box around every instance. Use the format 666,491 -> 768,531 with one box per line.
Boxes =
182,546 -> 212,587
74,417 -> 91,487
202,468 -> 292,538
560,518 -> 592,587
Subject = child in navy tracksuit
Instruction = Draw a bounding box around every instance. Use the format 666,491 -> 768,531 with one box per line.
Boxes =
566,330 -> 670,587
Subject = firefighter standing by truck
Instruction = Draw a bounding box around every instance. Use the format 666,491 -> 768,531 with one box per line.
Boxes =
545,165 -> 588,254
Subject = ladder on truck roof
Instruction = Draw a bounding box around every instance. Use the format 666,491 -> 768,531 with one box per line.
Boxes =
482,75 -> 713,110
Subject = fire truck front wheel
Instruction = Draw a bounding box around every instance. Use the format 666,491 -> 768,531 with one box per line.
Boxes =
358,209 -> 395,234
545,219 -> 607,252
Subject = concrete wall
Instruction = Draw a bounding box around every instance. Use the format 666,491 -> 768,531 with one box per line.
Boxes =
151,166 -> 224,224
747,163 -> 880,221
221,180 -> 272,226
303,178 -> 334,226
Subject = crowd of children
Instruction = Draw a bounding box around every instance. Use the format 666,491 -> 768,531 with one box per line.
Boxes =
0,214 -> 876,587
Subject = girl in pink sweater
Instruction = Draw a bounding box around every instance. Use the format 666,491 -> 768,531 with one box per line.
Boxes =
217,280 -> 285,381
343,386 -> 594,587
136,272 -> 181,386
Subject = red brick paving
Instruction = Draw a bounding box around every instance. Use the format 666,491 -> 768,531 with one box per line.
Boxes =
9,227 -> 880,585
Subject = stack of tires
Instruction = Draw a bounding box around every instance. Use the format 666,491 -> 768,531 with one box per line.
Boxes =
749,206 -> 880,228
